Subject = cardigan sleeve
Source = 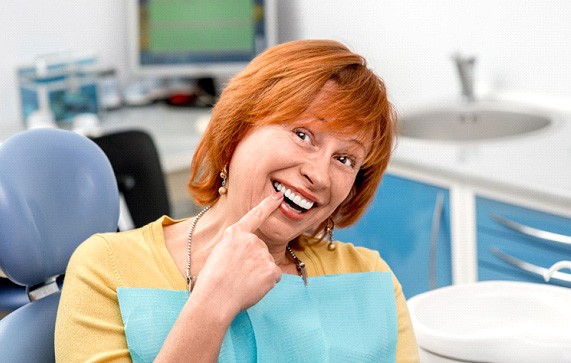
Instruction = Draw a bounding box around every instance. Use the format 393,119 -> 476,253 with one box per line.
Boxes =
55,234 -> 132,362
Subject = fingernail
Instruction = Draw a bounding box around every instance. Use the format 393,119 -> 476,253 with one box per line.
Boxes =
271,191 -> 283,200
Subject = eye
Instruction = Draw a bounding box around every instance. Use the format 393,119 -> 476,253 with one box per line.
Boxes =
336,155 -> 357,168
294,128 -> 312,144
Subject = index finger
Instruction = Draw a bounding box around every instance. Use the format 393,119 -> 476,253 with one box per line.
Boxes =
235,191 -> 283,232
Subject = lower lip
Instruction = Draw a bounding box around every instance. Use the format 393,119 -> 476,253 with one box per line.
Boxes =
278,201 -> 307,221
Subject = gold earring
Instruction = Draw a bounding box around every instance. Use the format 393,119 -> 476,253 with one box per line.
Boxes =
218,166 -> 228,195
326,218 -> 336,251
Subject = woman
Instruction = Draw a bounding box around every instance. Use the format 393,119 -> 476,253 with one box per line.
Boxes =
55,39 -> 419,362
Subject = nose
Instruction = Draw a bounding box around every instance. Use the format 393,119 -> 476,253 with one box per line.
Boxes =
300,152 -> 331,189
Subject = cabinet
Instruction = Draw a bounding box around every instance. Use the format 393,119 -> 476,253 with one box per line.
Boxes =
476,196 -> 571,287
336,174 -> 452,298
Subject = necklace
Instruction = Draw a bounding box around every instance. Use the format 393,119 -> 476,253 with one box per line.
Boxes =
287,245 -> 308,287
186,206 -> 308,292
186,206 -> 210,292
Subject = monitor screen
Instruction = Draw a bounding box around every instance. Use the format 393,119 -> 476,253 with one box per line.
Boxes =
127,0 -> 278,79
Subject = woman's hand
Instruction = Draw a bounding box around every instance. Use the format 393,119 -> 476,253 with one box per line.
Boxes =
158,193 -> 284,362
191,192 -> 284,318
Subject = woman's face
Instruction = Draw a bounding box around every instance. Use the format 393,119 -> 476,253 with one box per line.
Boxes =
226,115 -> 369,245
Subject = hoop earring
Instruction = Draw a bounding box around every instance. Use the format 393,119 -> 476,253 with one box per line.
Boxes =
326,218 -> 336,251
218,165 -> 228,195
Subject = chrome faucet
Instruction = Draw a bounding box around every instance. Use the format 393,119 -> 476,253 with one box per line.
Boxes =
452,53 -> 477,102
543,260 -> 571,282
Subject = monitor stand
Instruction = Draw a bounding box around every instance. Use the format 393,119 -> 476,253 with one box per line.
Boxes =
165,77 -> 218,108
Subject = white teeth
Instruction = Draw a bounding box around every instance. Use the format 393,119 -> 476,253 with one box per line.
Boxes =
273,181 -> 315,211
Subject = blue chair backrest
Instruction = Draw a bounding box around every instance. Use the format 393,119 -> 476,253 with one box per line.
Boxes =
0,128 -> 119,362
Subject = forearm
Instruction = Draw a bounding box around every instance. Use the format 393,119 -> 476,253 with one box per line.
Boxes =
155,289 -> 236,362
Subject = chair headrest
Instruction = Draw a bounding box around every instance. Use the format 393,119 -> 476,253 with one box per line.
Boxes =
0,128 -> 119,286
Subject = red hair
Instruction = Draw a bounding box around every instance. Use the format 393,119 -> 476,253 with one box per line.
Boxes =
188,39 -> 396,231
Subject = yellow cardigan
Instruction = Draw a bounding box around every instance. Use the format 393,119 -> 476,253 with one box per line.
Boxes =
55,216 -> 419,362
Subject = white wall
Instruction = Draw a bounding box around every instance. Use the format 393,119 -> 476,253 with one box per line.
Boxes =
280,0 -> 571,113
2,1 -> 571,129
0,1 -> 129,128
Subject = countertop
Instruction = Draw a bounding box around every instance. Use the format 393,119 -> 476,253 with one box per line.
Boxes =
390,101 -> 571,211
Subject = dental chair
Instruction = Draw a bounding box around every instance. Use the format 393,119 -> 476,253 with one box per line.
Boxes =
0,128 -> 119,362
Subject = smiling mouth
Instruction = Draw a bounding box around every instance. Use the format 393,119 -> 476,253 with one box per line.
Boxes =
273,181 -> 316,214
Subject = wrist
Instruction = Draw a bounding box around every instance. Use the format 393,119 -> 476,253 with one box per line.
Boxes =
186,288 -> 238,327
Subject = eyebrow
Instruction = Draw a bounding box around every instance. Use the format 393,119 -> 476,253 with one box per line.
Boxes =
344,137 -> 368,157
308,117 -> 370,154
326,128 -> 368,156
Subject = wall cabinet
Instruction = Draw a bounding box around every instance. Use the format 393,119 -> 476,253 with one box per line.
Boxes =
476,196 -> 571,287
336,174 -> 452,298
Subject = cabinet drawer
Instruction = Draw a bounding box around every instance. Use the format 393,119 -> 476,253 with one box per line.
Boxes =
477,197 -> 571,240
478,230 -> 571,286
476,196 -> 571,286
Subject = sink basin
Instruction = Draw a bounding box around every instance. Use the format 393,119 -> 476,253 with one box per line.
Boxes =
407,281 -> 571,362
399,103 -> 552,141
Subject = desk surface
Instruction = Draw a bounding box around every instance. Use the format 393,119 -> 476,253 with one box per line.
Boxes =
99,105 -> 210,173
1,105 -> 211,174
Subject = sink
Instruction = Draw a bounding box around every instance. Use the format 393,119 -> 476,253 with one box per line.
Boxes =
407,281 -> 571,362
399,103 -> 553,141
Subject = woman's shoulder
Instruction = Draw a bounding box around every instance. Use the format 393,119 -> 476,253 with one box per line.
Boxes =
66,216 -> 182,289
296,236 -> 392,276
70,216 -> 169,263
73,227 -> 140,256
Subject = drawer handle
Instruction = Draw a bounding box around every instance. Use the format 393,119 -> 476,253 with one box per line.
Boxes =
490,247 -> 571,283
491,213 -> 571,247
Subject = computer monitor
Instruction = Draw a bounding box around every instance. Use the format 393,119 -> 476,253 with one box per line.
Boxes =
127,0 -> 278,81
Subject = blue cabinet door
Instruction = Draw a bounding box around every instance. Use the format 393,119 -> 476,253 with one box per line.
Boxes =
476,197 -> 571,287
336,174 -> 452,298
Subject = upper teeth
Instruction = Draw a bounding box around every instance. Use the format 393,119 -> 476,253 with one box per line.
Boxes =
273,181 -> 315,210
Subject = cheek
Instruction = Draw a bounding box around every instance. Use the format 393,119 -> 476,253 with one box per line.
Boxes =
330,174 -> 358,205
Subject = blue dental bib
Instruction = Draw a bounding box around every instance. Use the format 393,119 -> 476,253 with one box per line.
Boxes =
118,272 -> 397,362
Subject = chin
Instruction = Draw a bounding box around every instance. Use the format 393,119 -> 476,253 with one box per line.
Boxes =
258,222 -> 300,245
